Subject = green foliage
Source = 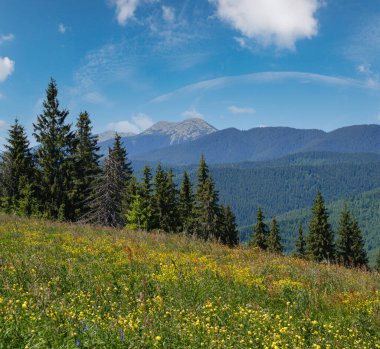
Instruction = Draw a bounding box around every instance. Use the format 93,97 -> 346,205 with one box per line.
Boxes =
218,205 -> 239,247
126,194 -> 150,231
307,192 -> 335,262
194,156 -> 220,240
33,78 -> 75,219
178,171 -> 194,234
350,218 -> 369,269
0,119 -> 35,215
268,217 -> 283,254
295,224 -> 306,258
152,165 -> 178,233
250,208 -> 269,250
336,204 -> 353,267
71,111 -> 100,219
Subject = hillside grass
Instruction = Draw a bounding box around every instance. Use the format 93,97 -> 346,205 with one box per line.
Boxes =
0,215 -> 379,348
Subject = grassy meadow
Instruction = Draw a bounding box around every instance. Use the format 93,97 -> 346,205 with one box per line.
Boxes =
0,215 -> 379,348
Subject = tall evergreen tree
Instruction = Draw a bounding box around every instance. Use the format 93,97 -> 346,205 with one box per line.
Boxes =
268,217 -> 282,254
139,165 -> 154,230
350,218 -> 368,269
194,155 -> 220,240
295,223 -> 306,258
110,133 -> 133,179
178,171 -> 194,234
152,164 -> 178,232
33,78 -> 75,219
71,111 -> 100,219
307,192 -> 335,262
250,208 -> 268,250
219,205 -> 239,247
336,204 -> 353,267
0,119 -> 36,215
84,147 -> 124,227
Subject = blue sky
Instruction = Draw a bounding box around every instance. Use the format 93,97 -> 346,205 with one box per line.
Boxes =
1,0 -> 380,140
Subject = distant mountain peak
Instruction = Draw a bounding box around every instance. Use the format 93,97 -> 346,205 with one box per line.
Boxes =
142,118 -> 217,144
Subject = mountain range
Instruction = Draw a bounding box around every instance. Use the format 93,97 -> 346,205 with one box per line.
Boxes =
98,119 -> 380,165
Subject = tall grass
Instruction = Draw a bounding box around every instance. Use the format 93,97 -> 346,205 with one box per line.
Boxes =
0,214 -> 379,348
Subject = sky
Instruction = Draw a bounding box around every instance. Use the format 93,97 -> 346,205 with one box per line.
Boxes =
1,0 -> 380,141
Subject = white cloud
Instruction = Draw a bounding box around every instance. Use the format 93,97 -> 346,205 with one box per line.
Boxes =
58,23 -> 67,34
153,71 -> 379,103
0,57 -> 15,82
132,113 -> 154,130
211,0 -> 321,49
0,119 -> 8,130
107,120 -> 140,134
357,64 -> 371,74
107,113 -> 153,134
110,0 -> 140,25
234,36 -> 248,48
229,105 -> 256,114
162,6 -> 175,22
0,33 -> 15,44
0,92 -> 4,100
181,109 -> 204,119
82,92 -> 108,105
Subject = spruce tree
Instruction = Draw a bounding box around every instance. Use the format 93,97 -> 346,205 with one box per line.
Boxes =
0,119 -> 36,215
33,78 -> 75,219
126,194 -> 150,231
307,192 -> 335,262
72,111 -> 100,219
295,223 -> 306,258
219,205 -> 239,247
267,217 -> 282,254
110,133 -> 133,179
351,218 -> 368,269
84,147 -> 124,227
194,155 -> 219,240
250,208 -> 268,250
336,204 -> 353,267
139,165 -> 154,230
178,171 -> 194,234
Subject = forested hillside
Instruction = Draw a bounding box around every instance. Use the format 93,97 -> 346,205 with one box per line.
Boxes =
238,187 -> 380,264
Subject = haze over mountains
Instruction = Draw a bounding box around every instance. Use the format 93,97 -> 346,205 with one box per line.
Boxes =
99,118 -> 380,165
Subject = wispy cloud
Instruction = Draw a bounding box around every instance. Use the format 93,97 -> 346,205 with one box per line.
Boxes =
182,109 -> 204,119
210,0 -> 322,50
0,33 -> 15,44
107,113 -> 153,134
110,0 -> 140,26
0,57 -> 15,82
0,119 -> 8,131
162,6 -> 175,22
82,91 -> 109,105
152,71 -> 379,103
58,23 -> 67,34
228,105 -> 256,114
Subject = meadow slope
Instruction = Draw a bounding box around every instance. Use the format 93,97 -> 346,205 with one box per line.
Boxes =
0,215 -> 379,348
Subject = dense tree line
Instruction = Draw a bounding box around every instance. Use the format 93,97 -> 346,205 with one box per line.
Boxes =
0,79 -> 239,247
250,191 -> 370,269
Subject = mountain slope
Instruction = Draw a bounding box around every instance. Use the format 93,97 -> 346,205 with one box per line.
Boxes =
134,127 -> 326,164
133,124 -> 380,165
98,118 -> 217,157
